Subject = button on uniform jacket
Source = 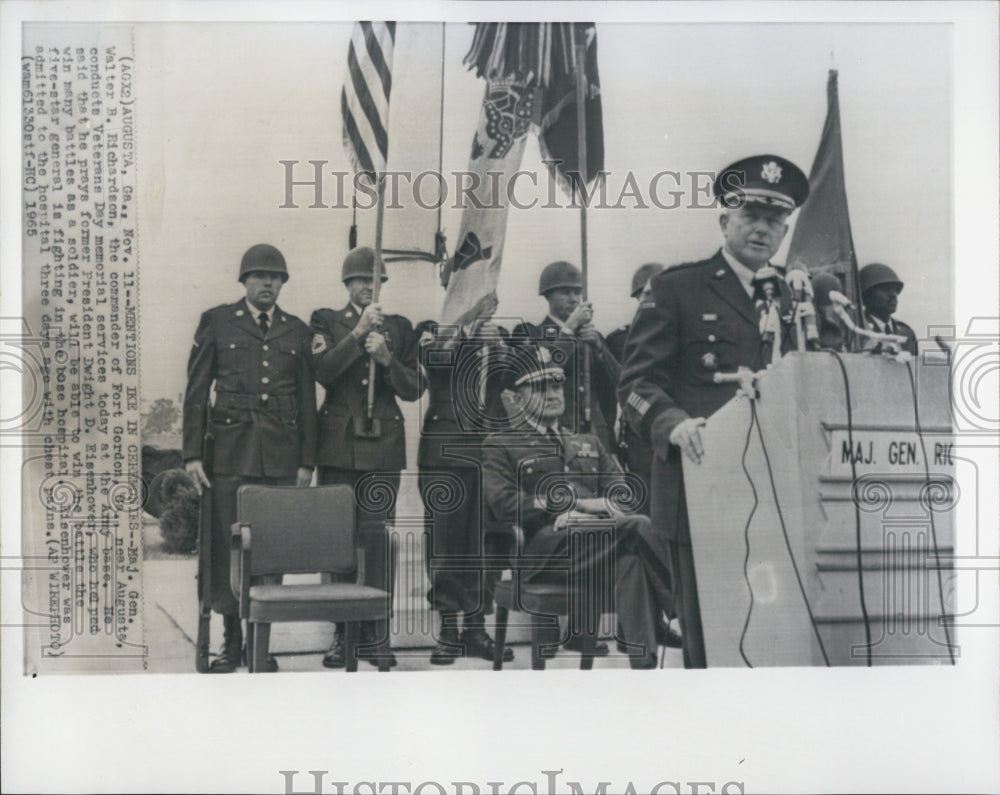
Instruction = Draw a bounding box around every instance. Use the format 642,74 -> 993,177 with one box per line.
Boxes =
417,330 -> 511,469
617,249 -> 797,541
311,304 -> 421,472
482,423 -> 625,542
182,300 -> 317,477
511,316 -> 621,453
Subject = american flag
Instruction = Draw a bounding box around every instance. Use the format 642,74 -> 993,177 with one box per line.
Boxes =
341,21 -> 396,178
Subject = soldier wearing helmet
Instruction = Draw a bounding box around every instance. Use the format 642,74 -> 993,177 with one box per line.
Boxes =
183,243 -> 316,673
859,262 -> 918,355
310,246 -> 422,669
511,261 -> 621,453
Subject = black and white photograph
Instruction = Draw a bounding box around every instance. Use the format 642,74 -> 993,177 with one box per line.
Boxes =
2,1 -> 998,793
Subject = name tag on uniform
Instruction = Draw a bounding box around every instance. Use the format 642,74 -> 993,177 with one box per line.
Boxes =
702,313 -> 718,322
576,442 -> 598,458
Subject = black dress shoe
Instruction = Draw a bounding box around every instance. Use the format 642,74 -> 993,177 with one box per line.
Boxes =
656,619 -> 683,649
461,626 -> 514,663
360,624 -> 397,668
208,646 -> 240,673
322,632 -> 346,669
263,654 -> 279,672
563,635 -> 610,656
629,654 -> 659,670
209,616 -> 243,673
430,626 -> 462,665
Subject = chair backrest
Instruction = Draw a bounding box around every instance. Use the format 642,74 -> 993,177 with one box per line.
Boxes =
236,485 -> 357,577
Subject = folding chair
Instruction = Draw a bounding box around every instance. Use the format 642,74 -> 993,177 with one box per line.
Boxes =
230,484 -> 392,672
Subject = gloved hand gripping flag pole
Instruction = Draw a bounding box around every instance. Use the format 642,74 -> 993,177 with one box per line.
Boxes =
342,21 -> 395,435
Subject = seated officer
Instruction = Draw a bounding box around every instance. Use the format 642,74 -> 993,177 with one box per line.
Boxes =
481,345 -> 676,668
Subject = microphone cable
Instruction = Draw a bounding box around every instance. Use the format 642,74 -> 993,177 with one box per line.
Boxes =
904,360 -> 957,665
752,398 -> 832,667
737,395 -> 761,667
829,350 -> 873,666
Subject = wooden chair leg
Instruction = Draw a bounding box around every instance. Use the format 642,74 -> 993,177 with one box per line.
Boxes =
345,621 -> 359,673
253,622 -> 270,674
374,619 -> 391,673
578,629 -> 597,671
530,614 -> 551,671
493,606 -> 509,671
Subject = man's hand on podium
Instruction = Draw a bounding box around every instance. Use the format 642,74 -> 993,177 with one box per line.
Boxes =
652,414 -> 707,465
670,417 -> 707,464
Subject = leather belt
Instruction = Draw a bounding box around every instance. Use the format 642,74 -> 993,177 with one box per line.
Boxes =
215,391 -> 296,412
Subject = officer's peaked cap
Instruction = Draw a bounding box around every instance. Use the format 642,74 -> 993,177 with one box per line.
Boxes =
714,154 -> 810,212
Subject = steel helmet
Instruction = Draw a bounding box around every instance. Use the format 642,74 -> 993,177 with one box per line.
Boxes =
538,261 -> 582,296
859,262 -> 904,294
341,246 -> 389,284
238,244 -> 289,282
630,262 -> 665,298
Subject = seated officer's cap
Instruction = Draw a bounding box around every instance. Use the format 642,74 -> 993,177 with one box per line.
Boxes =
713,154 -> 810,212
507,344 -> 565,390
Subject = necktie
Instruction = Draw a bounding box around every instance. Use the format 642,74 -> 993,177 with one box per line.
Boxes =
258,312 -> 269,337
546,427 -> 564,459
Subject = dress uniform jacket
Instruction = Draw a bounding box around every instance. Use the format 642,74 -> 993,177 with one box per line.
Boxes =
618,249 -> 798,542
863,312 -> 918,356
310,305 -> 421,472
511,317 -> 620,453
182,299 -> 317,476
481,422 -> 623,543
418,329 -> 510,465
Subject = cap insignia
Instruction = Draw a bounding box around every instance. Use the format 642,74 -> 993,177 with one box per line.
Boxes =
761,161 -> 783,184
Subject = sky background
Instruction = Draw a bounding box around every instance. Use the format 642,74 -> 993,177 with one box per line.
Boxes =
136,20 -> 952,406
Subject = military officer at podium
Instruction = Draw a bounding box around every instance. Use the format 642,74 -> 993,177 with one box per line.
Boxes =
512,261 -> 620,454
618,154 -> 810,668
183,243 -> 316,672
482,345 -> 676,668
859,262 -> 918,356
311,246 -> 422,668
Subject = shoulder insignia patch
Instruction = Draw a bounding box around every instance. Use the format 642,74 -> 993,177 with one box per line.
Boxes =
311,333 -> 328,355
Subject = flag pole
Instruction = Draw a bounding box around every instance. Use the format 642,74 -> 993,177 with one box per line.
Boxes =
574,26 -> 592,430
367,174 -> 387,428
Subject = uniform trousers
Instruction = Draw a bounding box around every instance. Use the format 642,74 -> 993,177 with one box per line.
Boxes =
523,514 -> 674,662
651,465 -> 707,669
210,474 -> 296,615
317,467 -> 399,605
419,465 -> 499,619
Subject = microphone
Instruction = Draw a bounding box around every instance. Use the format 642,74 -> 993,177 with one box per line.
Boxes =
785,269 -> 820,350
828,290 -> 854,310
752,266 -> 784,366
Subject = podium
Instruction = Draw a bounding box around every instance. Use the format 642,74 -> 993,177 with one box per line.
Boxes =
683,352 -> 956,666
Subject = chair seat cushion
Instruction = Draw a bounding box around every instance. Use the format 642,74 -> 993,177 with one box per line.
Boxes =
494,579 -> 574,614
247,583 -> 389,623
